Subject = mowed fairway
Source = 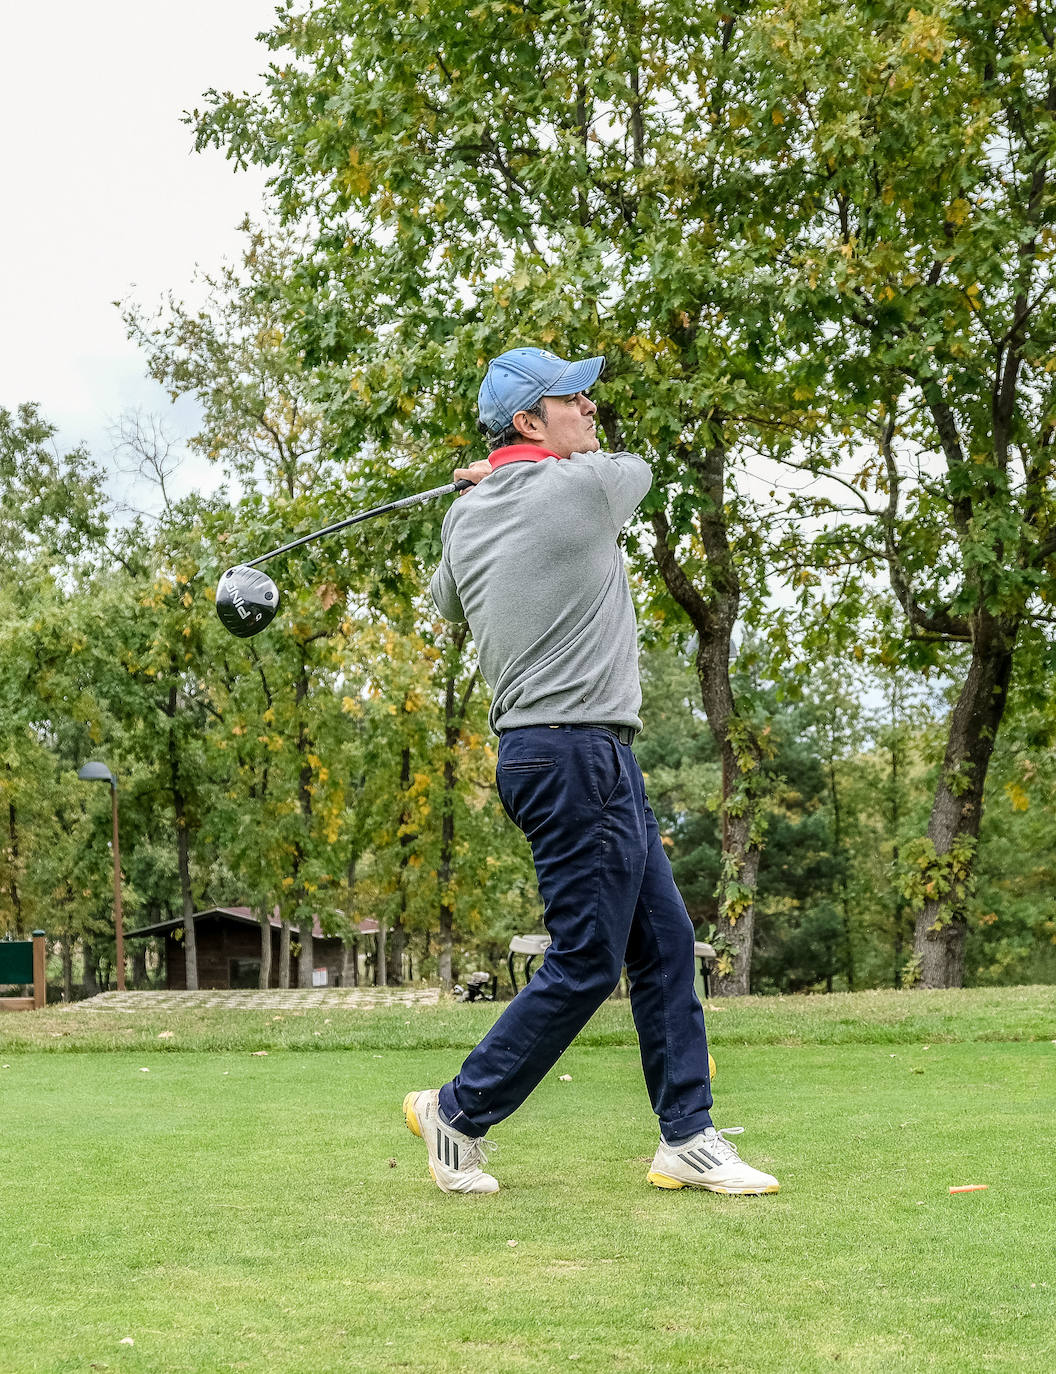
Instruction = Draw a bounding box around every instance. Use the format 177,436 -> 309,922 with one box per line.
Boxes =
1,991 -> 1054,1373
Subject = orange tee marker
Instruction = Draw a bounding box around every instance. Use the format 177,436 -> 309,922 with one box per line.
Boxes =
949,1185 -> 989,1193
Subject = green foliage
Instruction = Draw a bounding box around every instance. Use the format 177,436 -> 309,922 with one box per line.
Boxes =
186,0 -> 1056,993
0,404 -> 107,574
897,834 -> 978,924
6,0 -> 1056,993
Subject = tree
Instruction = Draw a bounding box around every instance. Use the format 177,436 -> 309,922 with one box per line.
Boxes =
706,0 -> 1056,985
190,0 -> 821,992
639,636 -> 853,992
964,640 -> 1056,984
0,406 -> 114,983
127,226 -> 542,988
0,404 -> 106,575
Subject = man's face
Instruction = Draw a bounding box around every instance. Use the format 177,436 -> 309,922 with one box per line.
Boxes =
515,392 -> 600,458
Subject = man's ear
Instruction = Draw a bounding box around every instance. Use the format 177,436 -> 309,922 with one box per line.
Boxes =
513,406 -> 545,440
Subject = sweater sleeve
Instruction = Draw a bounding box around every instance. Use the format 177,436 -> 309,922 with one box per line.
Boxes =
430,550 -> 466,623
584,451 -> 653,534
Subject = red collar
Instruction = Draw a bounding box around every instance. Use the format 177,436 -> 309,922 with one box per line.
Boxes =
488,444 -> 565,470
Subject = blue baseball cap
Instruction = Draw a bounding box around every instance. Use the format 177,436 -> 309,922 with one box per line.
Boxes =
477,347 -> 605,435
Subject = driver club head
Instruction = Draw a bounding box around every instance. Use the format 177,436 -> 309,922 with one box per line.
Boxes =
215,564 -> 280,638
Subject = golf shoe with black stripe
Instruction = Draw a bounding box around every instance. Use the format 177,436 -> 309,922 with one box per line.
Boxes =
648,1126 -> 779,1194
402,1089 -> 499,1194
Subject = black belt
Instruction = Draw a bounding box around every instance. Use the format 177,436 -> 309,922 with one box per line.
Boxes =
508,722 -> 636,745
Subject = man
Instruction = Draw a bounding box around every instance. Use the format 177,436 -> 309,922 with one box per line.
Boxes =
403,346 -> 779,1197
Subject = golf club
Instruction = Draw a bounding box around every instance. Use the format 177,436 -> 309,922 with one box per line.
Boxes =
215,477 -> 474,638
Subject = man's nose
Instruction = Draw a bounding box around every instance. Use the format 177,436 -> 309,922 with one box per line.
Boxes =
581,394 -> 597,415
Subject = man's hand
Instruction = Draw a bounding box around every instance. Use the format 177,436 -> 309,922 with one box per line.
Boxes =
454,459 -> 493,491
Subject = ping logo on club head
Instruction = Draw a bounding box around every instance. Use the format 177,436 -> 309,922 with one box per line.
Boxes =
229,587 -> 251,619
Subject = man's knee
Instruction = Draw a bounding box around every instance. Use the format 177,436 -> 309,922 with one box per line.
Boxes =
625,903 -> 695,976
548,945 -> 623,1003
582,948 -> 625,1000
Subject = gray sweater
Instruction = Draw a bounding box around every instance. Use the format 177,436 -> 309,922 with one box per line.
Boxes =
430,450 -> 652,735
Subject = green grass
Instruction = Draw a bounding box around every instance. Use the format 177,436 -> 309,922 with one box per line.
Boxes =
2,983 -> 1055,1056
1,990 -> 1055,1372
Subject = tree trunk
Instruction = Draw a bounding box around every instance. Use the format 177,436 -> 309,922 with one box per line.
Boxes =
169,707 -> 199,991
342,855 -> 360,987
887,679 -> 911,989
695,633 -> 765,998
279,919 -> 291,988
82,940 -> 99,997
387,743 -> 414,986
438,743 -> 457,988
297,920 -> 315,989
176,815 -> 199,991
386,921 -> 406,986
343,857 -> 358,989
376,922 -> 387,987
62,938 -> 73,1002
437,922 -> 453,990
710,768 -> 762,997
912,618 -> 1018,988
131,945 -> 147,990
295,650 -> 314,989
827,756 -> 855,991
259,910 -> 273,988
7,799 -> 23,936
437,627 -> 472,991
640,427 -> 769,998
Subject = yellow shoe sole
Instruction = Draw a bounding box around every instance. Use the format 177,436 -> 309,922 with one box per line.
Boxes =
402,1093 -> 440,1184
402,1091 -> 423,1138
647,1170 -> 779,1195
647,1171 -> 686,1190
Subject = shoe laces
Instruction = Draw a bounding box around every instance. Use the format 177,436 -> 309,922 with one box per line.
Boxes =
702,1126 -> 744,1165
465,1136 -> 498,1172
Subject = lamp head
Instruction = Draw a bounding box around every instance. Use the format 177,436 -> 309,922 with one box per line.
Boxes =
78,761 -> 115,785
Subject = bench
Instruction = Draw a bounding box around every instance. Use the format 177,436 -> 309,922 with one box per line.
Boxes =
507,935 -> 717,998
507,934 -> 551,993
694,941 -> 717,999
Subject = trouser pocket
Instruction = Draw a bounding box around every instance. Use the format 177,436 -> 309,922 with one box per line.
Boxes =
496,755 -> 556,828
591,732 -> 623,809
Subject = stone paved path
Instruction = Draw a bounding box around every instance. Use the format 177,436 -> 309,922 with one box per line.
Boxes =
68,987 -> 443,1013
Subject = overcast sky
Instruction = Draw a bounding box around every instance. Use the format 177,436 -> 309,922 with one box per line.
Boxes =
0,1 -> 280,511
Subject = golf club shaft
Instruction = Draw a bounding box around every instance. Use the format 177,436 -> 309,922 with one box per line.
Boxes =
245,478 -> 475,568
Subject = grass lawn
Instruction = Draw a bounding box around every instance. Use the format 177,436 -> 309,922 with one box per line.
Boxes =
1,989 -> 1054,1373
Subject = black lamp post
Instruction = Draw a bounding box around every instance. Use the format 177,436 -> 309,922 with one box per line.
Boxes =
77,761 -> 125,992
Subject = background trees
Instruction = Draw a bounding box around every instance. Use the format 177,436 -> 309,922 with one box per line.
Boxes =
189,0 -> 810,995
3,0 -> 1055,996
734,0 -> 1056,987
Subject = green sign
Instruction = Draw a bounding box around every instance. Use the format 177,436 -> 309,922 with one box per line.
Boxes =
0,941 -> 33,984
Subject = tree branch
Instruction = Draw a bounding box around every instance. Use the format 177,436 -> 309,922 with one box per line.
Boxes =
650,508 -> 716,634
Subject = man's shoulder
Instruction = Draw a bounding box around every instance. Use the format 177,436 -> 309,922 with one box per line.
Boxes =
569,450 -> 652,487
568,448 -> 650,468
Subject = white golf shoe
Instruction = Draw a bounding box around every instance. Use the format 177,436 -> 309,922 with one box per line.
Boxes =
648,1126 -> 780,1195
402,1089 -> 499,1195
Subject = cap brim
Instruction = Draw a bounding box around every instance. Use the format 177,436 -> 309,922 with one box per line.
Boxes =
542,355 -> 605,397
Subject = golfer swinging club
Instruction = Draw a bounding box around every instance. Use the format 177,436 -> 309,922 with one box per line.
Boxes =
403,347 -> 779,1197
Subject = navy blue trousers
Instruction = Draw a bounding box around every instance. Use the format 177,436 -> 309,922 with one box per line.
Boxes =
438,725 -> 713,1141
